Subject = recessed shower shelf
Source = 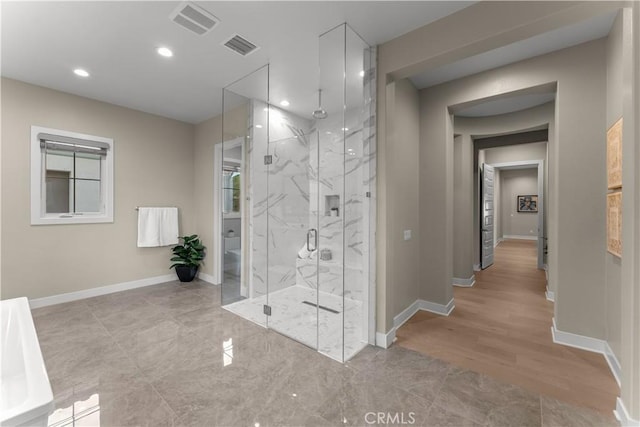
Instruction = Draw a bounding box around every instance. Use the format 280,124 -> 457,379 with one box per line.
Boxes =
325,195 -> 340,217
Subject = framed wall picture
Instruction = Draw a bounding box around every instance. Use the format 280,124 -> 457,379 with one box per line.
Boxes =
607,118 -> 623,189
517,195 -> 538,213
607,191 -> 622,257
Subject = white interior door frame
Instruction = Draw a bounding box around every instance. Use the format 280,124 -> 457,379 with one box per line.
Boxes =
489,159 -> 545,270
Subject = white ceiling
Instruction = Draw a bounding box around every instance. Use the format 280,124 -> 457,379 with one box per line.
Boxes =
1,1 -> 472,124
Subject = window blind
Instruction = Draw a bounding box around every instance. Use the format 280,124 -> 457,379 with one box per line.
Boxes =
38,132 -> 110,156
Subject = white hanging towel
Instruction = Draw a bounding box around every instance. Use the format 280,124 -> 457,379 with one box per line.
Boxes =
137,207 -> 179,247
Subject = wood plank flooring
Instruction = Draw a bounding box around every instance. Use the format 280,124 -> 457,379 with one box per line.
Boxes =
395,239 -> 619,415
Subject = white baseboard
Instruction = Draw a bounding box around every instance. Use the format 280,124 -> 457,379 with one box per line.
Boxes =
376,297 -> 455,349
419,298 -> 455,316
551,318 -> 634,424
545,286 -> 555,302
197,272 -> 219,285
604,342 -> 622,388
29,274 -> 176,309
551,318 -> 606,353
393,300 -> 421,330
453,275 -> 475,287
503,234 -> 538,241
473,264 -> 481,272
615,397 -> 640,426
375,330 -> 396,349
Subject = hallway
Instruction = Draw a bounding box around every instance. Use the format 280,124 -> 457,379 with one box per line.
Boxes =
396,239 -> 619,415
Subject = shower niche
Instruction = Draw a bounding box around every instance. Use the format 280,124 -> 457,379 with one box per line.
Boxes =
220,24 -> 376,362
324,195 -> 340,217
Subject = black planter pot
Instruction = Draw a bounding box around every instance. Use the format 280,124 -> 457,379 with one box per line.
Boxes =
175,265 -> 198,282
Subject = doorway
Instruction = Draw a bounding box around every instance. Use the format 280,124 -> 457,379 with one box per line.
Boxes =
480,159 -> 545,271
215,137 -> 246,304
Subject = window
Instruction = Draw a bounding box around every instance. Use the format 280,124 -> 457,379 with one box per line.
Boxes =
31,126 -> 114,225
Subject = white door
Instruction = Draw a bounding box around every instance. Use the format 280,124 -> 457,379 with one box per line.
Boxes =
481,163 -> 495,269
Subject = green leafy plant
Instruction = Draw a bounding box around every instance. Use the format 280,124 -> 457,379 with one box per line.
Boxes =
170,235 -> 206,269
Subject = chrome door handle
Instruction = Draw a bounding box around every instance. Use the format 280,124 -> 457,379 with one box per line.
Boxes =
307,229 -> 318,251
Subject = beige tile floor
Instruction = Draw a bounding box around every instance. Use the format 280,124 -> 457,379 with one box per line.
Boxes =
33,280 -> 617,426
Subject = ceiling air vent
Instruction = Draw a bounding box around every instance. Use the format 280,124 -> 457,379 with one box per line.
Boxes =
223,34 -> 259,56
170,2 -> 219,36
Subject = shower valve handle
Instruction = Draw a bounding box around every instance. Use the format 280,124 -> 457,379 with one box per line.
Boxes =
307,228 -> 318,252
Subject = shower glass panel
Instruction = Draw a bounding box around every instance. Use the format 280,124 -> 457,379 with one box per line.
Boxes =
265,130 -> 319,350
344,25 -> 374,359
221,66 -> 269,324
314,23 -> 373,362
220,25 -> 375,362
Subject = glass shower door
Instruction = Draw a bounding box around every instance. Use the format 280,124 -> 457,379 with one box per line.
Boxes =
266,131 -> 319,350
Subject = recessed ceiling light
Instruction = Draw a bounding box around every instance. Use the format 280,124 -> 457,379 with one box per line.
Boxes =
341,127 -> 349,131
280,100 -> 290,107
359,70 -> 365,77
157,47 -> 174,58
73,68 -> 90,77
255,124 -> 263,129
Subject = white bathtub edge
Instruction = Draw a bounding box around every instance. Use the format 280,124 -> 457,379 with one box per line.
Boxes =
0,297 -> 54,426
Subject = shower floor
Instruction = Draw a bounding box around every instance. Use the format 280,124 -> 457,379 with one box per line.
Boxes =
223,285 -> 368,362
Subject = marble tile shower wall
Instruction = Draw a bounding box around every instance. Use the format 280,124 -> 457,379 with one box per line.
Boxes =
306,111 -> 366,303
249,101 -> 313,299
247,48 -> 376,307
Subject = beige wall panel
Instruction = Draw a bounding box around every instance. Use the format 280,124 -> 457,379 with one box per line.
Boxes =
1,78 -> 195,299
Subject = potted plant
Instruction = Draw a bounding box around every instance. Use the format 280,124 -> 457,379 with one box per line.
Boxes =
170,235 -> 206,282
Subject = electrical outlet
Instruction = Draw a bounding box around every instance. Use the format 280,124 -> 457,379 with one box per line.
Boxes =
404,230 -> 412,240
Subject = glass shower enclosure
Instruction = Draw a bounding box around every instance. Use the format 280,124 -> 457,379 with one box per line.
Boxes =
220,24 -> 375,362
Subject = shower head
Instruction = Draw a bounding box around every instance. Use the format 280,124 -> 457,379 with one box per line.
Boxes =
312,108 -> 328,120
312,89 -> 328,119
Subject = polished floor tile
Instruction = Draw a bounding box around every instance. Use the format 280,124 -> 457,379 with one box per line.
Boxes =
33,279 -> 616,427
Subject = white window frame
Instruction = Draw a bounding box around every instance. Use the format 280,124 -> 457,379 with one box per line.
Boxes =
30,125 -> 114,225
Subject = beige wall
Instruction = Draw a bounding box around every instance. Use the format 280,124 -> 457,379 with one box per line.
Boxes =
377,0 -> 621,333
482,140 -> 549,164
499,169 -> 538,238
453,134 -> 474,280
618,4 -> 640,419
1,78 -> 195,300
420,39 -> 607,337
629,4 -> 640,418
380,78 -> 420,331
605,9 -> 624,369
